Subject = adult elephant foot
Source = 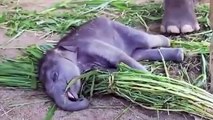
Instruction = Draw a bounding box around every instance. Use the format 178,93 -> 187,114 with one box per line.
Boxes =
161,0 -> 200,34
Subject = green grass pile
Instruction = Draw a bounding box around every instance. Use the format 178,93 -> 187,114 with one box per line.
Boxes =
0,44 -> 53,89
77,64 -> 213,119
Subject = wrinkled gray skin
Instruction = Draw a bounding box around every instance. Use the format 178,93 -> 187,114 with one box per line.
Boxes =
38,16 -> 185,111
161,0 -> 200,34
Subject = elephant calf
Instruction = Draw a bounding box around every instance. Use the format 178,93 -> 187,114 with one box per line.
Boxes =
38,17 -> 184,111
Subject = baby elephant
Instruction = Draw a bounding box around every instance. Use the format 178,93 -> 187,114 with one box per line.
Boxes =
38,17 -> 184,111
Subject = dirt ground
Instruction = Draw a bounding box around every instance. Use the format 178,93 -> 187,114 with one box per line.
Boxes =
0,0 -> 208,120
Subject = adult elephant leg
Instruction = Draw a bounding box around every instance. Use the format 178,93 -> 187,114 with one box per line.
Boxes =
161,0 -> 200,34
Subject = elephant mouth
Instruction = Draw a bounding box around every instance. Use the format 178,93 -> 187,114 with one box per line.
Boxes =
66,88 -> 79,101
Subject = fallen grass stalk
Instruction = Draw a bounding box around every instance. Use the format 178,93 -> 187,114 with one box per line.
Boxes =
171,40 -> 209,54
44,104 -> 57,120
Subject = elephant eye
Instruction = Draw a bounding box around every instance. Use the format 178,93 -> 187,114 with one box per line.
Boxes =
52,72 -> 58,82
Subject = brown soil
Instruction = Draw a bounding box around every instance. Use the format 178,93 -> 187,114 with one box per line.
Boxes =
0,0 -> 208,120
